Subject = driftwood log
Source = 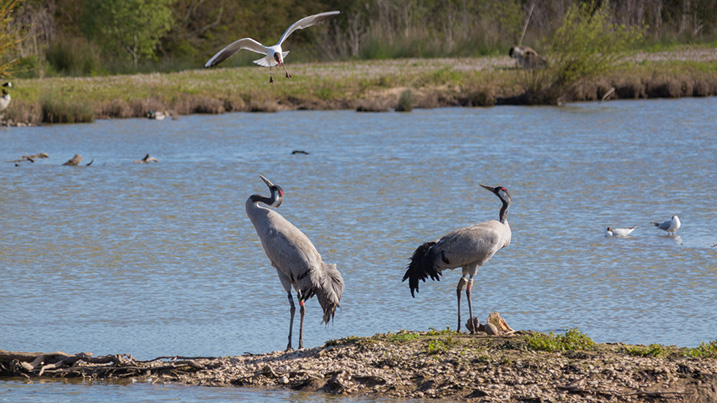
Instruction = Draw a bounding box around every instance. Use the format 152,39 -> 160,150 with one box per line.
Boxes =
134,153 -> 158,163
0,349 -> 218,379
6,153 -> 49,164
63,154 -> 82,166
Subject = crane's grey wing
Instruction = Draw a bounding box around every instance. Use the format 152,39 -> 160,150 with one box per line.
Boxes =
435,221 -> 508,269
277,11 -> 340,46
205,38 -> 267,68
260,216 -> 322,280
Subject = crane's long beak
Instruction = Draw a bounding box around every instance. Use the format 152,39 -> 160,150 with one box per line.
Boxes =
480,184 -> 495,192
259,175 -> 275,189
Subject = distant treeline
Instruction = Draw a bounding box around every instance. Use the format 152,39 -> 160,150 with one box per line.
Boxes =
7,0 -> 717,77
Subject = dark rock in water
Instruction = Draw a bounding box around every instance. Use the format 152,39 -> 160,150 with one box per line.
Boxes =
63,154 -> 82,166
291,150 -> 309,155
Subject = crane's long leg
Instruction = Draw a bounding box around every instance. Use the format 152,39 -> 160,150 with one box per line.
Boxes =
456,277 -> 468,333
466,278 -> 475,334
298,297 -> 306,349
269,66 -> 274,83
286,293 -> 295,351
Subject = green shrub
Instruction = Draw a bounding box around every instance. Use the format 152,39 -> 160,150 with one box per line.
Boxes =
395,89 -> 413,112
524,1 -> 645,104
685,340 -> 717,358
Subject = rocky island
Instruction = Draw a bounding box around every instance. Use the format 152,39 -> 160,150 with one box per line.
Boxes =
3,323 -> 716,402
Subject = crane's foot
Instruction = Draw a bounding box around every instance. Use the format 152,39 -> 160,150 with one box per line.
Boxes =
466,316 -> 480,334
286,72 -> 291,78
285,344 -> 293,351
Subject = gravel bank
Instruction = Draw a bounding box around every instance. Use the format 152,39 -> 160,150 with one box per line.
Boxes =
4,331 -> 716,402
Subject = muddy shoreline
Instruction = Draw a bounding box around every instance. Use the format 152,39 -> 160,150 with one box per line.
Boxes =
3,331 -> 716,402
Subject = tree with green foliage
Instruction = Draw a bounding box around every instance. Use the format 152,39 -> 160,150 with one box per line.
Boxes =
523,1 -> 645,105
81,0 -> 174,68
0,0 -> 21,78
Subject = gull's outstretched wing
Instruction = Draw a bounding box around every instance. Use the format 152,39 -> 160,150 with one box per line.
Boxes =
205,38 -> 267,68
277,11 -> 340,46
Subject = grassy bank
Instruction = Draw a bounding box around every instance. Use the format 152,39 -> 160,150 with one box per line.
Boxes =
3,48 -> 717,125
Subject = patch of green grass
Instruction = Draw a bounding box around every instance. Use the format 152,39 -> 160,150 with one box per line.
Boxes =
325,336 -> 362,347
426,327 -> 456,336
425,336 -> 456,354
387,331 -> 420,342
685,340 -> 717,358
626,343 -> 668,357
40,93 -> 95,124
526,329 -> 595,352
7,54 -> 716,124
424,67 -> 464,85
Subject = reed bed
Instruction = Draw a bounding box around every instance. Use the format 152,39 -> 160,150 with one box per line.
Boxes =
3,51 -> 716,125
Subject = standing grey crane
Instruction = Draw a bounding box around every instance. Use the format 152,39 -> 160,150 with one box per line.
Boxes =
403,184 -> 512,333
246,175 -> 344,350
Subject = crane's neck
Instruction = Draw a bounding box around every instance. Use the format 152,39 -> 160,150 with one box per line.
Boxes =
249,194 -> 273,206
248,187 -> 283,209
499,199 -> 510,225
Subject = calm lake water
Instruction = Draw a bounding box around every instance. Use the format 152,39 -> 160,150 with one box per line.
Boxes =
1,98 -> 716,401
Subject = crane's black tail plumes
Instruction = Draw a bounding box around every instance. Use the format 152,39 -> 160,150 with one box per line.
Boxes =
308,263 -> 344,325
402,241 -> 441,297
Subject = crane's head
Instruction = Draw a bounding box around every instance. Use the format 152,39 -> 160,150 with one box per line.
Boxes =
273,52 -> 283,66
259,175 -> 284,208
480,184 -> 511,206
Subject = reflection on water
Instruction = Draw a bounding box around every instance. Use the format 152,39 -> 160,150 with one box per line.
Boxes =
1,98 -> 716,400
0,378 -> 409,403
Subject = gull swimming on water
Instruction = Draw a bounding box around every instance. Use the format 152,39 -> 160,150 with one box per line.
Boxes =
652,215 -> 681,236
605,226 -> 637,237
204,11 -> 340,83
